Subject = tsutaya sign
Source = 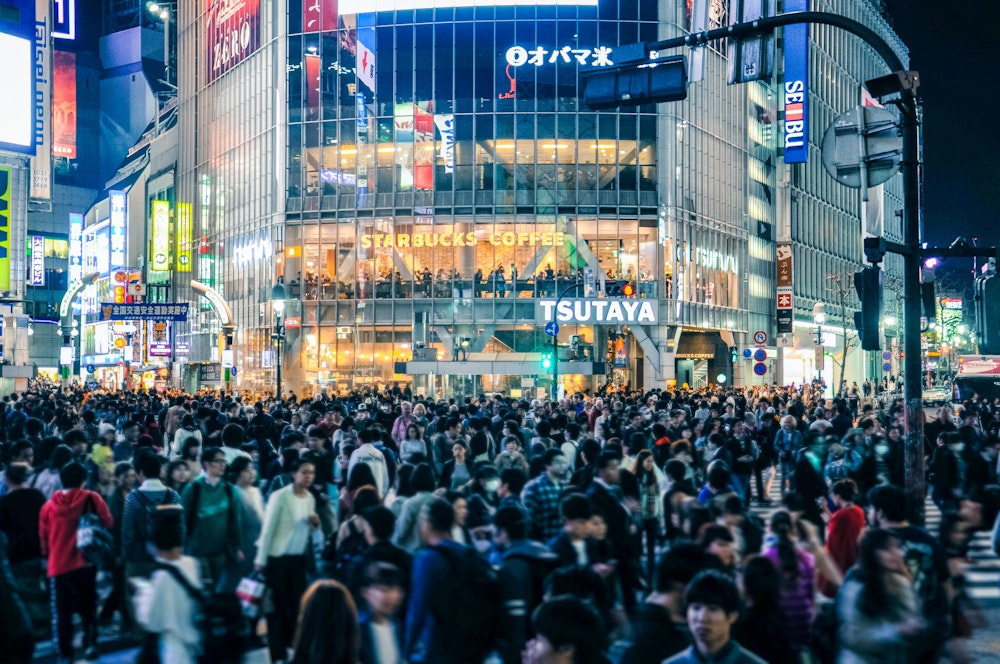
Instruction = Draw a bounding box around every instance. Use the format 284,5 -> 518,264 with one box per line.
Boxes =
361,230 -> 565,249
539,299 -> 657,325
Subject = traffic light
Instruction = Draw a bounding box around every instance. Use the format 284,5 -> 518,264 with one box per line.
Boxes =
975,275 -> 1000,353
582,56 -> 688,110
729,346 -> 738,364
621,283 -> 635,297
853,266 -> 883,350
540,351 -> 553,370
921,283 -> 936,323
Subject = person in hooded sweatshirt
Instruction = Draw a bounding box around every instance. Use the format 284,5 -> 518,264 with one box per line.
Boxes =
39,461 -> 114,663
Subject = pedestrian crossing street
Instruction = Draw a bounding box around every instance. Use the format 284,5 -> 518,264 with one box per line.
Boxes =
748,479 -> 1000,608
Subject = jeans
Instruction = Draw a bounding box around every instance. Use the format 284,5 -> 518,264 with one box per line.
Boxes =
51,565 -> 98,659
780,459 -> 796,496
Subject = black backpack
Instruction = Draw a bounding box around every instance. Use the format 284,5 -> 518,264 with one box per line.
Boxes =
431,544 -> 501,661
156,563 -> 248,664
133,489 -> 181,543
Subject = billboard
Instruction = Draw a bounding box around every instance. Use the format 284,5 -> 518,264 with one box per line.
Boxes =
0,168 -> 10,290
0,0 -> 36,156
30,235 -> 45,285
52,50 -> 76,158
109,191 -> 127,268
776,242 -> 793,333
151,200 -> 170,271
340,0 -> 596,10
206,0 -> 261,83
175,202 -> 192,271
782,0 -> 809,164
68,213 -> 83,282
95,227 -> 109,275
30,0 -> 51,199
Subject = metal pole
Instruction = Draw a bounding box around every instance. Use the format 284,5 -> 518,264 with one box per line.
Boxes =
552,334 -> 558,401
900,95 -> 925,524
275,322 -> 283,400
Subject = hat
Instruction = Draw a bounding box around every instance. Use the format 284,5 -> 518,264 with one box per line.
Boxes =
98,422 -> 115,437
766,407 -> 776,414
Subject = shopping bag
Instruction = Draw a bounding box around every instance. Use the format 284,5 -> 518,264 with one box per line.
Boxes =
235,573 -> 267,619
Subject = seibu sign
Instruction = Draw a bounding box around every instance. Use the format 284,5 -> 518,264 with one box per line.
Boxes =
539,299 -> 656,325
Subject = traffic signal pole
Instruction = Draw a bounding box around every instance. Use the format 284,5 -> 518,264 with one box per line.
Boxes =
611,11 -> 931,520
551,283 -> 585,401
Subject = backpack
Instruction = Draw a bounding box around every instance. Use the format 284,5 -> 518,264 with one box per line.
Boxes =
156,563 -> 249,664
133,489 -> 180,543
330,518 -> 368,582
77,493 -> 114,568
431,544 -> 501,661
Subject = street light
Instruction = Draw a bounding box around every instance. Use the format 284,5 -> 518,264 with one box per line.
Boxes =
271,280 -> 286,400
147,1 -> 173,87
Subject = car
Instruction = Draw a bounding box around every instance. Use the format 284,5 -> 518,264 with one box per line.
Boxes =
922,385 -> 952,405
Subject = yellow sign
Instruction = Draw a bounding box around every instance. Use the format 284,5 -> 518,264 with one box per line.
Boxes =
0,167 -> 10,290
360,230 -> 565,250
176,202 -> 192,272
114,337 -> 127,349
151,200 -> 170,271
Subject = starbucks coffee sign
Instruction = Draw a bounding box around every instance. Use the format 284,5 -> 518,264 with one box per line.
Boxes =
538,299 -> 657,325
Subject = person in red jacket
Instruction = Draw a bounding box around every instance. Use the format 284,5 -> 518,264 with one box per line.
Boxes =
39,461 -> 114,662
819,477 -> 866,598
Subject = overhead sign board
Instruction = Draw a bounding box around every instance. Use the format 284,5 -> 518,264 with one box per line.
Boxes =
100,303 -> 189,321
538,299 -> 656,325
782,0 -> 809,163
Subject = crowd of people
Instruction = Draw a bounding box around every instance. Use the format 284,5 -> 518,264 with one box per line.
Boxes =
0,380 -> 998,664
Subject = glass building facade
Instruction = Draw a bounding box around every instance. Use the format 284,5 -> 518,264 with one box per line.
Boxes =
174,0 -> 782,396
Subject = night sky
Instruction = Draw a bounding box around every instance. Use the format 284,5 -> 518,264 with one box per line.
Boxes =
881,0 -> 1000,250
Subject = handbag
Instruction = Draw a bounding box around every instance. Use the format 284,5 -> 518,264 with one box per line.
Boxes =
235,572 -> 267,619
76,493 -> 113,568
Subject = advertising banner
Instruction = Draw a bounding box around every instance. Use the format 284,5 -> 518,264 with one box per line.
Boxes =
303,0 -> 336,33
69,213 -> 83,282
52,50 -> 76,158
434,114 -> 455,173
782,0 -> 808,164
109,191 -> 127,268
151,200 -> 170,271
776,242 -> 793,333
30,235 -> 45,285
413,106 -> 434,190
175,202 -> 192,271
356,31 -> 375,92
30,0 -> 52,199
305,53 -> 321,119
0,0 -> 37,156
100,303 -> 189,322
148,320 -> 171,357
206,0 -> 261,84
0,168 -> 12,290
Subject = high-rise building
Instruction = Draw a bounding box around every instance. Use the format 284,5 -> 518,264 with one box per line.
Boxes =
164,0 -> 907,397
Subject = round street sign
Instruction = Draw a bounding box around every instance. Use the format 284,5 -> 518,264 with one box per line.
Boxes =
742,348 -> 753,359
544,321 -> 560,337
753,330 -> 767,345
86,364 -> 95,373
753,362 -> 767,376
883,362 -> 892,372
882,351 -> 892,361
753,349 -> 767,362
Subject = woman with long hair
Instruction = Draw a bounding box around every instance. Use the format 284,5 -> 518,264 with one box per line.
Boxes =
391,463 -> 436,552
398,424 -> 426,464
164,459 -> 191,494
292,579 -> 360,664
385,462 -> 414,516
633,449 -> 662,583
762,510 -> 816,650
837,528 -> 924,663
228,456 -> 264,580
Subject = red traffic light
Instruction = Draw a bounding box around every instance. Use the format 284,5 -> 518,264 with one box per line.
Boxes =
622,283 -> 635,297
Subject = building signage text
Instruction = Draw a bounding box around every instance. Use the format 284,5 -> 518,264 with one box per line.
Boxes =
505,45 -> 614,68
539,299 -> 657,325
360,230 -> 565,250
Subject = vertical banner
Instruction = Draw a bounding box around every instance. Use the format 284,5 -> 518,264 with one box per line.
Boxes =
433,114 -> 454,174
175,202 -> 192,271
150,200 -> 170,271
52,50 -> 76,158
303,0 -> 337,33
304,53 -> 321,120
68,213 -> 83,282
861,86 -> 885,243
205,0 -> 261,83
0,167 -> 11,290
31,0 -> 52,199
413,105 -> 434,190
356,28 -> 375,92
30,235 -> 45,285
776,242 -> 793,334
782,0 -> 808,164
109,190 -> 127,269
356,92 -> 369,207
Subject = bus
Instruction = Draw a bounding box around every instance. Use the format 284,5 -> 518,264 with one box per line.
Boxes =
953,355 -> 1000,404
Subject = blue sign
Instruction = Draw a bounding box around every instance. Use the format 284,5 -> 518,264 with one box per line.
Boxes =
753,349 -> 767,362
742,348 -> 752,359
544,321 -> 560,337
882,351 -> 892,361
753,362 -> 767,376
883,362 -> 892,372
99,303 -> 189,322
86,363 -> 94,373
782,0 -> 809,164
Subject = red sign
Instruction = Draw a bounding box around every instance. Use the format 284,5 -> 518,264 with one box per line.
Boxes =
52,51 -> 77,159
206,0 -> 262,84
303,0 -> 337,33
305,53 -> 321,119
284,316 -> 301,329
777,292 -> 792,308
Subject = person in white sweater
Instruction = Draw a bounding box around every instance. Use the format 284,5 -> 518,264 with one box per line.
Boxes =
348,428 -> 390,497
255,459 -> 319,664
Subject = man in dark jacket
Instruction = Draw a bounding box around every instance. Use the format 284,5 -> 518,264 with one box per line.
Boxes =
587,451 -> 640,613
494,506 -> 559,664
